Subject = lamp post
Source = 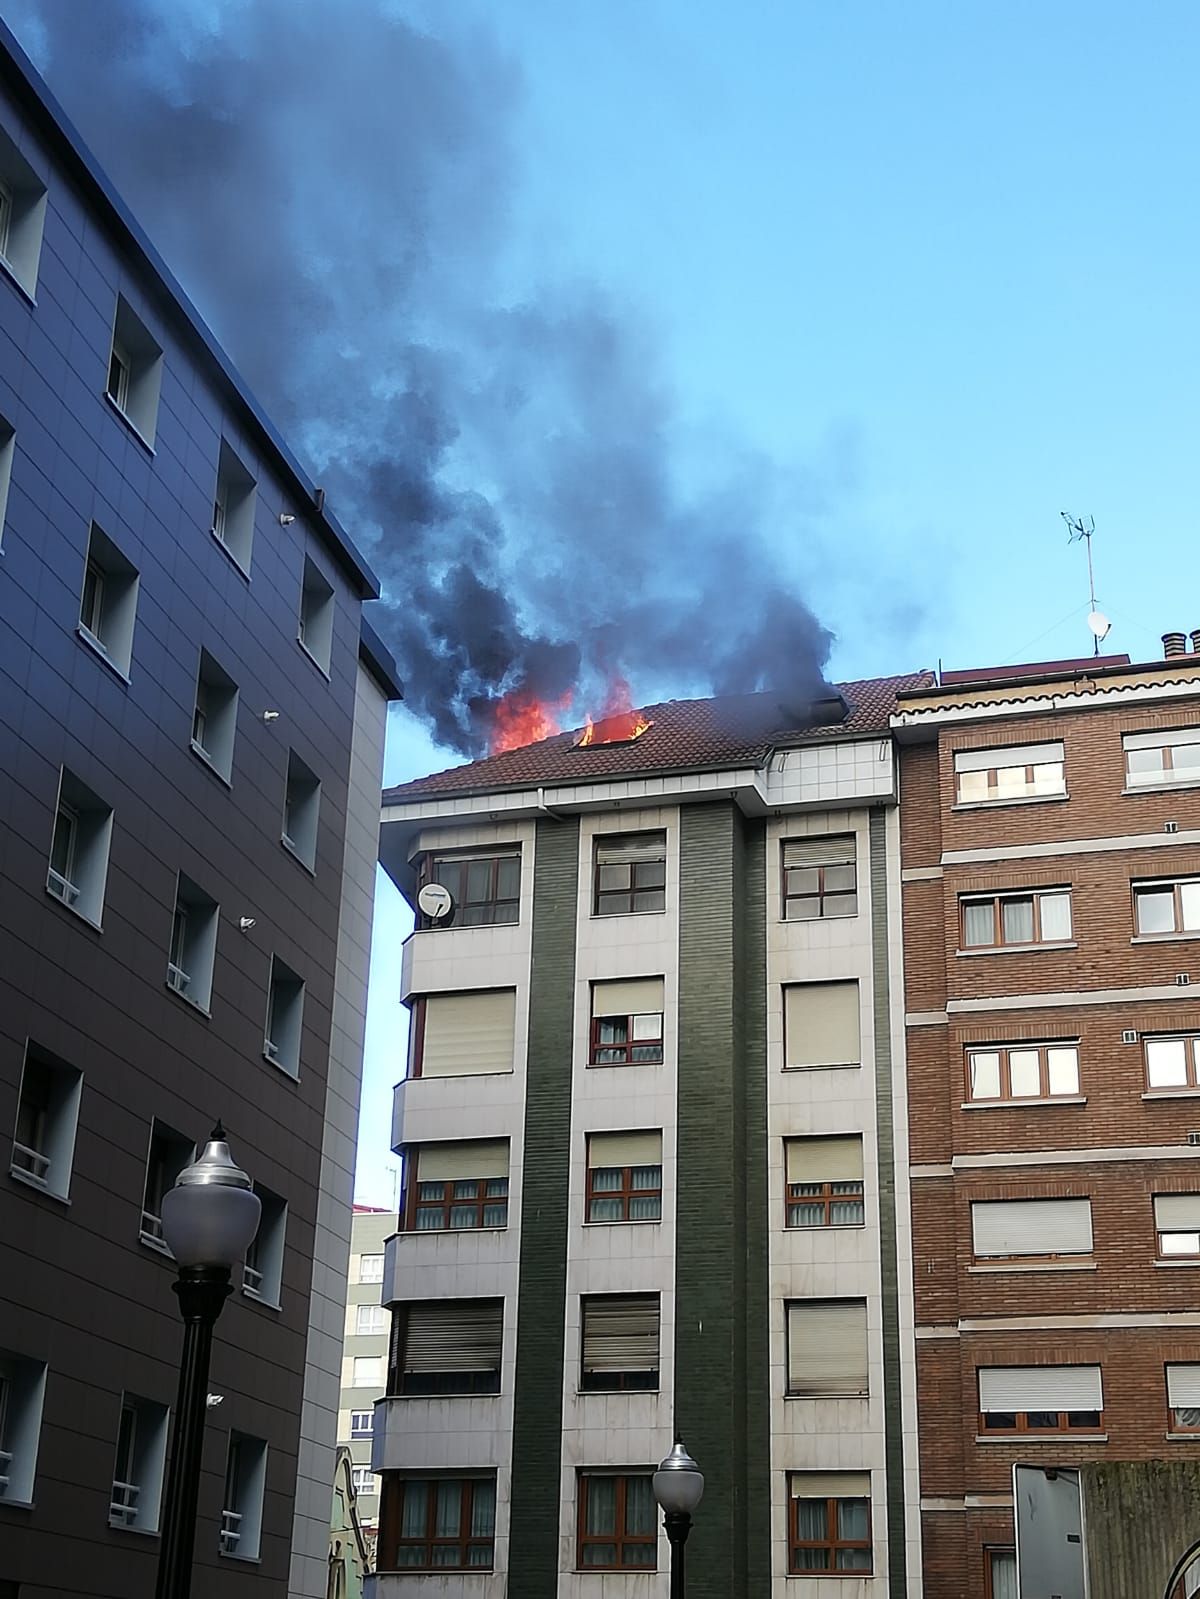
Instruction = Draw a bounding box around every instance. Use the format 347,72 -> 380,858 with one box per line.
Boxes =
653,1437 -> 704,1599
154,1124 -> 261,1599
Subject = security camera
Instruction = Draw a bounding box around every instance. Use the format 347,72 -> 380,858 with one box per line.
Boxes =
262,710 -> 280,722
238,917 -> 256,932
278,512 -> 296,526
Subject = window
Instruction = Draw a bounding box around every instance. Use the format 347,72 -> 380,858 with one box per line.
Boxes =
211,440 -> 256,571
378,1476 -> 495,1571
788,1473 -> 872,1574
586,1131 -> 662,1222
784,981 -> 860,1069
387,1299 -> 503,1395
1124,728 -> 1200,788
1134,877 -> 1200,937
1154,1194 -> 1200,1258
419,849 -> 520,928
405,1139 -> 509,1231
1146,1034 -> 1200,1090
986,1549 -> 1017,1599
782,835 -> 857,919
265,957 -> 304,1076
352,1356 -> 385,1388
590,977 -> 664,1065
971,1197 -> 1092,1260
109,1395 -> 168,1532
0,125 -> 48,296
0,1352 -> 47,1505
593,832 -> 667,916
10,1042 -> 83,1201
46,767 -> 113,927
785,1136 -> 864,1227
352,1467 -> 379,1497
954,741 -> 1066,805
0,418 -> 13,550
167,874 -> 219,1013
356,1304 -> 389,1336
78,522 -> 139,677
1167,1365 -> 1200,1432
358,1254 -> 384,1284
966,1042 -> 1080,1102
977,1365 -> 1103,1432
243,1184 -> 286,1306
140,1122 -> 195,1251
577,1472 -> 656,1570
106,296 -> 163,446
580,1294 -> 659,1391
190,649 -> 239,781
786,1300 -> 868,1396
298,555 -> 335,673
220,1433 -> 267,1560
409,990 -> 516,1079
960,889 -> 1073,949
282,751 -> 320,871
349,1411 -> 373,1439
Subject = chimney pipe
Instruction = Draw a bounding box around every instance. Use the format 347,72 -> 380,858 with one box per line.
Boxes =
1164,632 -> 1188,658
1190,631 -> 1200,655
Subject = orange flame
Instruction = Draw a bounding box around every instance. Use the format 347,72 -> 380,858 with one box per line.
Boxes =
576,675 -> 652,747
489,689 -> 572,753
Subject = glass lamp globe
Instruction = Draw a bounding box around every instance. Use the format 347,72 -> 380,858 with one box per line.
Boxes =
160,1124 -> 261,1271
653,1438 -> 705,1516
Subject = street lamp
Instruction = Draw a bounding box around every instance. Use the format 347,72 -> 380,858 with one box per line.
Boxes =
653,1436 -> 704,1599
154,1124 -> 261,1599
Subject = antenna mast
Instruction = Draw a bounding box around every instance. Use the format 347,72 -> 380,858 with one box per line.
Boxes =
1061,512 -> 1110,656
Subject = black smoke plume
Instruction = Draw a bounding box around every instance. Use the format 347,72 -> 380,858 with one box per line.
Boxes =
10,0 -> 838,754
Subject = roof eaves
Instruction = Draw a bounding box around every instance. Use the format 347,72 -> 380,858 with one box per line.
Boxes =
0,19 -> 380,601
358,616 -> 404,701
381,751 -> 776,808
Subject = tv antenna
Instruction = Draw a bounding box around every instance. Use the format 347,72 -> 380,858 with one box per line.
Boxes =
1061,512 -> 1110,655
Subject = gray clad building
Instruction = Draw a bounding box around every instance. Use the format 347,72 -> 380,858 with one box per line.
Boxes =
0,21 -> 400,1599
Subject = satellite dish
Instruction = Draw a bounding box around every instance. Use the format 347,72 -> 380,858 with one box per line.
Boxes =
1087,610 -> 1111,641
417,882 -> 453,922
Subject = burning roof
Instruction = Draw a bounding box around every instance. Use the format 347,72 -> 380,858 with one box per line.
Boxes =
384,671 -> 934,804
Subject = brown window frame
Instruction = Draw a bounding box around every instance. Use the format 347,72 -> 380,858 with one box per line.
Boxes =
377,1475 -> 496,1572
592,834 -> 667,917
576,1471 -> 657,1571
585,1162 -> 663,1223
781,851 -> 858,921
579,1294 -> 660,1393
787,1491 -> 873,1575
387,1300 -> 503,1397
955,758 -> 1065,805
402,1173 -> 509,1233
985,1548 -> 1017,1599
959,889 -> 1072,950
1170,1406 -> 1200,1432
1133,877 -> 1200,937
978,1408 -> 1102,1434
964,1041 -> 1080,1102
588,1010 -> 664,1066
417,848 -> 521,929
786,1179 -> 866,1229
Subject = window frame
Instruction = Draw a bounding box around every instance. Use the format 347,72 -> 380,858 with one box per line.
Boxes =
786,1178 -> 866,1229
589,1009 -> 664,1066
1144,1033 -> 1200,1091
1133,877 -> 1200,938
358,1254 -> 384,1284
356,1304 -> 389,1337
592,832 -> 667,917
787,1489 -> 873,1575
978,1407 -> 1102,1434
576,1471 -> 657,1572
585,1161 -> 663,1224
954,747 -> 1066,806
405,1174 -> 509,1233
1154,1196 -> 1200,1260
964,1040 -> 1081,1103
579,1294 -> 660,1393
985,1547 -> 1017,1599
1124,732 -> 1200,788
349,1410 -> 373,1438
418,848 -> 521,929
959,888 -> 1073,950
781,838 -> 858,921
380,1475 -> 496,1573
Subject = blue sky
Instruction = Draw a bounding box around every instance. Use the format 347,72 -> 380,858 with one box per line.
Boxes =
355,0 -> 1200,1202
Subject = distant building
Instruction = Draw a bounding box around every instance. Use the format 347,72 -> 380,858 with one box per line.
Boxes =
330,1446 -> 372,1599
0,20 -> 401,1599
339,1205 -> 395,1553
375,678 -> 928,1596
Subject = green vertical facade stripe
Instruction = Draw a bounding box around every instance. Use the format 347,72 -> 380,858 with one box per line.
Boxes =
508,816 -> 579,1595
675,804 -> 770,1598
869,809 -> 908,1597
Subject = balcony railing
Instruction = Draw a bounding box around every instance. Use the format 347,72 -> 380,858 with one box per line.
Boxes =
220,1507 -> 243,1553
11,1142 -> 50,1185
243,1264 -> 264,1295
0,1446 -> 13,1494
110,1479 -> 140,1526
140,1210 -> 168,1248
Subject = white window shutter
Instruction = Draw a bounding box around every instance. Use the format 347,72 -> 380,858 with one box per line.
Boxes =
402,1301 -> 503,1373
785,982 -> 861,1067
977,1365 -> 1102,1412
971,1198 -> 1092,1257
592,977 -> 664,1017
954,742 -> 1064,773
588,1130 -> 662,1169
581,1296 -> 659,1373
422,991 -> 516,1077
789,1471 -> 871,1499
787,1301 -> 868,1395
786,1136 -> 863,1185
416,1139 -> 509,1183
1166,1365 -> 1200,1408
782,835 -> 856,868
1154,1195 -> 1200,1230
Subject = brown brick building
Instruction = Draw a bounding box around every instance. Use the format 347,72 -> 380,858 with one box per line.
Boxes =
895,647 -> 1200,1598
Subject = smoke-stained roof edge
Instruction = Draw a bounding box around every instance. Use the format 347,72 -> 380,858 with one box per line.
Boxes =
0,17 -> 380,601
359,616 -> 404,701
